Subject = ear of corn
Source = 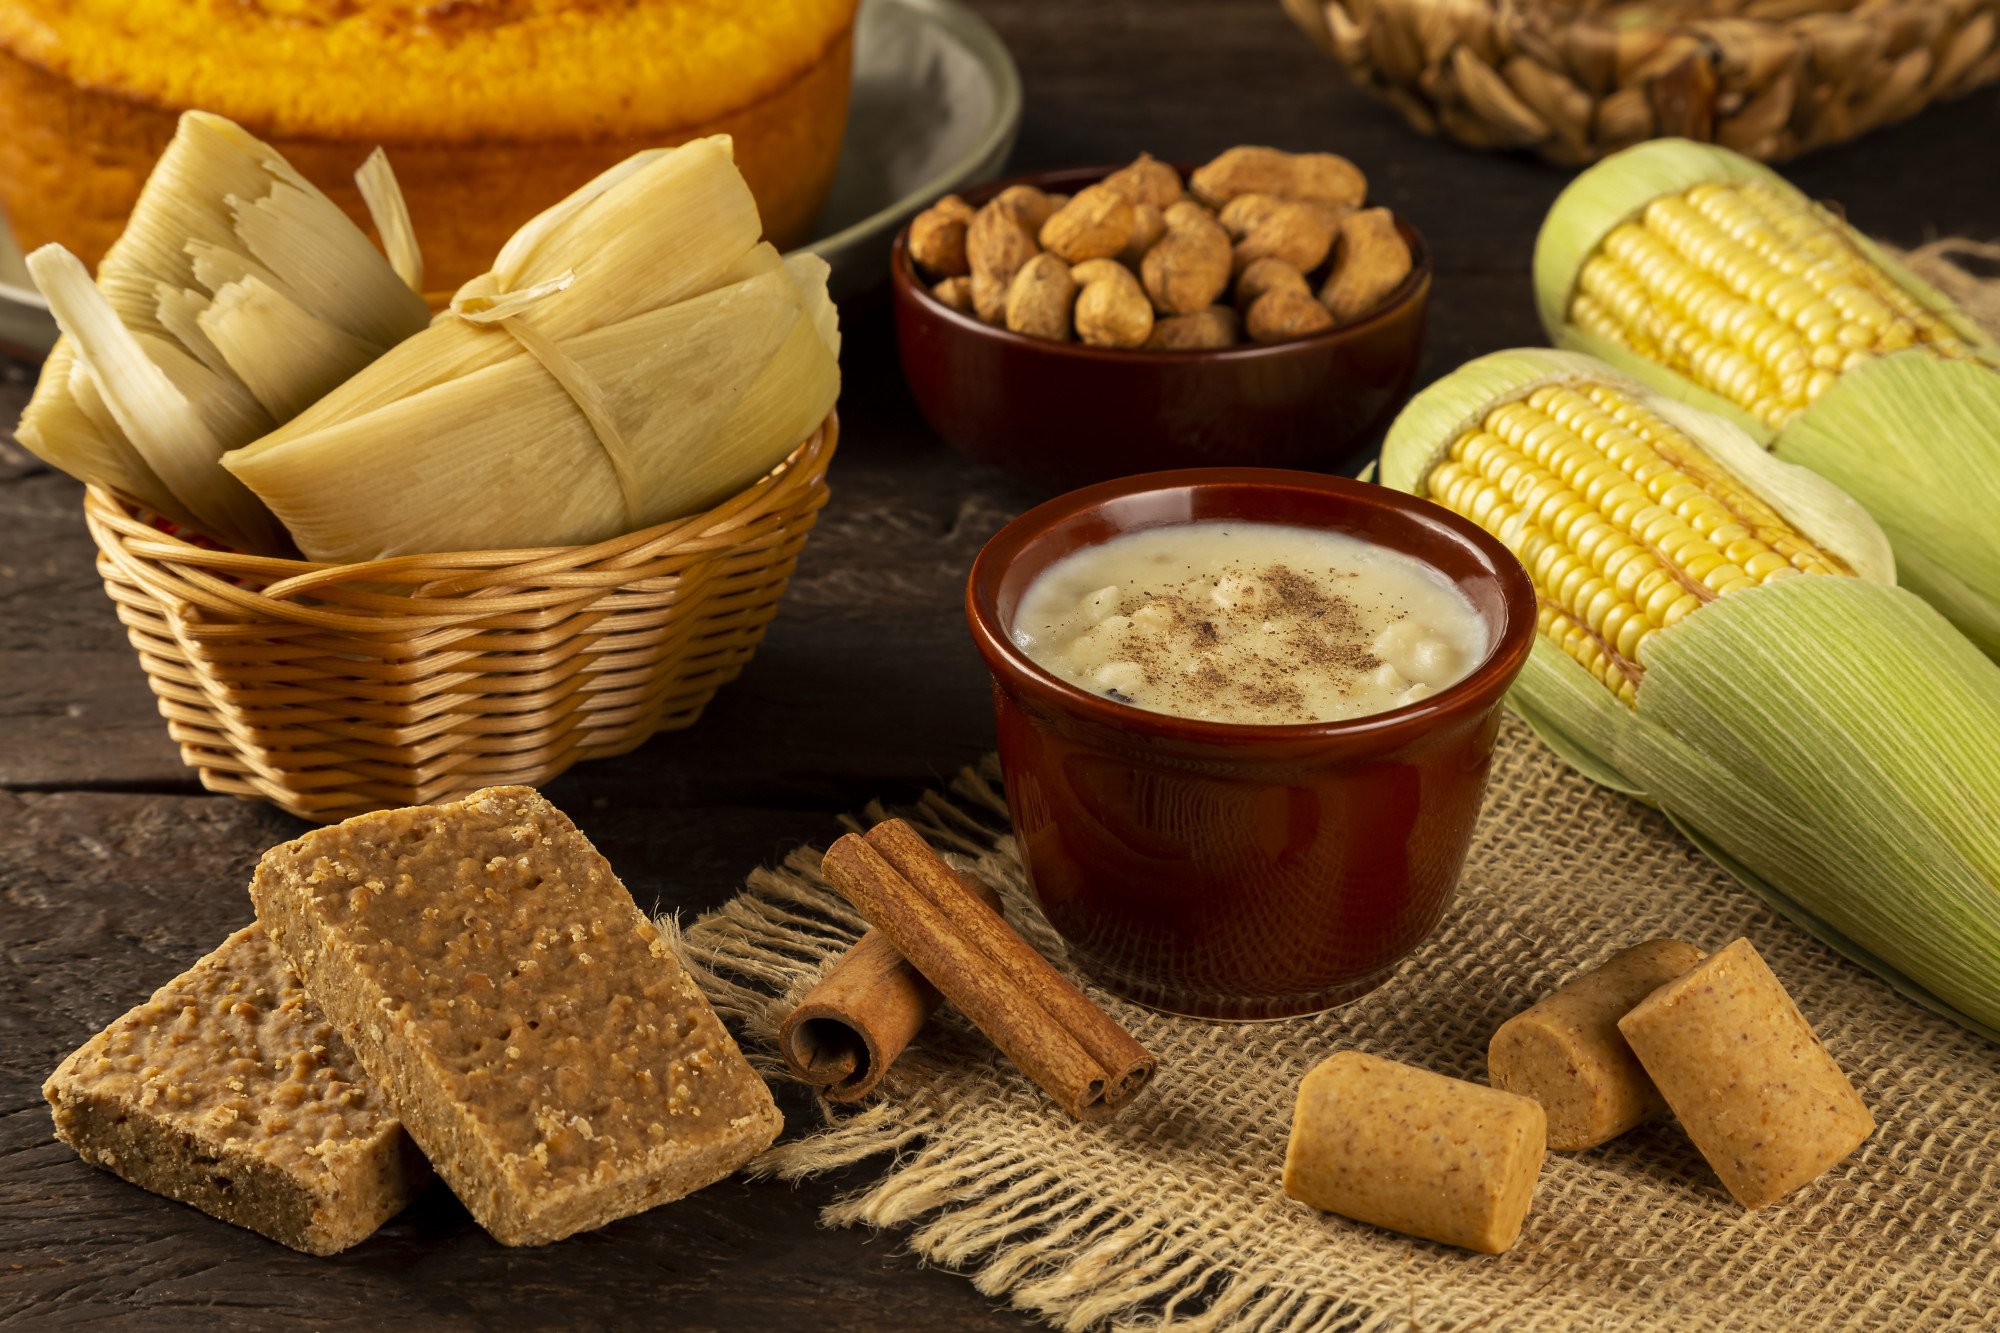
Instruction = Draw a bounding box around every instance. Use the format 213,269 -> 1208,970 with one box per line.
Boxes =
1534,139 -> 2000,660
1382,348 -> 2000,1039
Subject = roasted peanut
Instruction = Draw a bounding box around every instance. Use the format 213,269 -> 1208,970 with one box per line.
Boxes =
1004,252 -> 1077,341
1247,288 -> 1335,343
1218,192 -> 1285,239
1141,201 -> 1232,315
930,275 -> 976,314
1039,185 -> 1136,263
1234,257 -> 1312,311
1144,306 -> 1240,350
1070,259 -> 1155,349
1231,199 -> 1341,274
1191,146 -> 1367,212
948,147 -> 1389,351
991,184 -> 1064,233
968,199 -> 1041,324
1100,152 -> 1185,209
908,194 -> 974,278
1117,202 -> 1166,267
1320,207 -> 1414,323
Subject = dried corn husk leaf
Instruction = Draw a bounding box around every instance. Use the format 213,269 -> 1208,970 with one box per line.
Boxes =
14,111 -> 428,549
1382,348 -> 2000,1039
354,147 -> 423,295
28,246 -> 283,552
27,340 -> 181,519
223,139 -> 839,562
264,137 -> 762,443
199,279 -> 385,423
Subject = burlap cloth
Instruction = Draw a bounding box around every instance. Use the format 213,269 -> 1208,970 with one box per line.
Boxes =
677,243 -> 2000,1332
677,716 -> 2000,1332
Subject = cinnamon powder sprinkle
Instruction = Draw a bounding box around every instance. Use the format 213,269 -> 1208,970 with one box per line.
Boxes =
1011,521 -> 1486,726
1095,561 -> 1389,723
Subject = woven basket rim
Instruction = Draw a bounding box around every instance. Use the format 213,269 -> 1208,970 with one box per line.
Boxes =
85,412 -> 836,590
83,412 -> 838,634
85,412 -> 839,821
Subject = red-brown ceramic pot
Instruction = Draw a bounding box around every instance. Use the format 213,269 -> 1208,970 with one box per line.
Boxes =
966,469 -> 1537,1019
893,165 -> 1432,493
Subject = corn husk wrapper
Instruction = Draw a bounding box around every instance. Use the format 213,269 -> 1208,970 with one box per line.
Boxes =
1383,348 -> 2000,1039
1534,138 -> 2000,660
15,112 -> 429,551
224,136 -> 841,562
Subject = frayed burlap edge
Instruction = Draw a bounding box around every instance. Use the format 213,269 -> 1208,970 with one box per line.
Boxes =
670,758 -> 1414,1333
667,716 -> 2000,1333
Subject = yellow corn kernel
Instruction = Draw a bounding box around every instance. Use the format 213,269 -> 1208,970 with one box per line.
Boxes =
1431,383 -> 1851,705
1570,180 -> 1972,430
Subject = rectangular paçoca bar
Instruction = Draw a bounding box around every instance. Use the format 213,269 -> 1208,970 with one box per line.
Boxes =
43,924 -> 429,1255
251,785 -> 782,1246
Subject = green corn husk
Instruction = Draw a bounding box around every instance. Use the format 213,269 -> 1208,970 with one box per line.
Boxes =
1382,348 -> 2000,1039
223,136 -> 840,563
16,110 -> 430,551
1534,138 -> 2000,659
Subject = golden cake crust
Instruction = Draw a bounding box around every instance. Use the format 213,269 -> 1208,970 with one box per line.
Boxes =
0,0 -> 858,141
0,2 -> 855,287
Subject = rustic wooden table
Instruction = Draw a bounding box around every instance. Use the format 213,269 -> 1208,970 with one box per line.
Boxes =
4,3 -> 1998,1327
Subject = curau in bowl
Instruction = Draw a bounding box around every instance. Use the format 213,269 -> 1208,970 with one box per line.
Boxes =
966,468 -> 1536,1020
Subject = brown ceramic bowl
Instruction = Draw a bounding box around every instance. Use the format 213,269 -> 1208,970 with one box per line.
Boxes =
966,469 -> 1536,1020
892,165 -> 1432,493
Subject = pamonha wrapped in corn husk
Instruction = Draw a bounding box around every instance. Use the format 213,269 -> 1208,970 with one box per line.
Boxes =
1382,348 -> 2000,1040
222,135 -> 840,562
1535,139 -> 2000,660
17,118 -> 840,565
16,111 -> 430,552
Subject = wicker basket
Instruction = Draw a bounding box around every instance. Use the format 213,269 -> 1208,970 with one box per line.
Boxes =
83,415 -> 838,824
1282,0 -> 2000,164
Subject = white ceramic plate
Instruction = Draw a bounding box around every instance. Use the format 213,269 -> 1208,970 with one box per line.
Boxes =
806,0 -> 1020,298
0,215 -> 44,358
0,0 -> 1019,357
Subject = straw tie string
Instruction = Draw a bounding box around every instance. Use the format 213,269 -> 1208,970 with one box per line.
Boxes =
450,271 -> 645,527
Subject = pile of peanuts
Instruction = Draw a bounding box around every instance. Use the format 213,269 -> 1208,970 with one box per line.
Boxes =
907,146 -> 1414,349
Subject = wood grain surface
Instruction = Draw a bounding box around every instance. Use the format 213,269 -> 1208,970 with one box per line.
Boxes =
4,2 -> 1998,1327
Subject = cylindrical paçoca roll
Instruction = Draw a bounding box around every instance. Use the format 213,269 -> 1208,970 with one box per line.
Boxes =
1619,937 -> 1875,1209
1282,1050 -> 1546,1253
1488,938 -> 1705,1150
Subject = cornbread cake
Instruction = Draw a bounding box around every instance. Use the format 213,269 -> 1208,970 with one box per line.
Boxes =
1488,938 -> 1704,1151
0,0 -> 858,290
251,785 -> 782,1246
43,924 -> 429,1255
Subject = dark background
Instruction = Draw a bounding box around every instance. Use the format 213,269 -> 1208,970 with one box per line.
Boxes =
4,1 -> 1998,1327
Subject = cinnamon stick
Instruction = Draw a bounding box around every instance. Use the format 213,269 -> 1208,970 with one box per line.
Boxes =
779,872 -> 1002,1103
819,822 -> 1156,1122
864,819 -> 1156,1107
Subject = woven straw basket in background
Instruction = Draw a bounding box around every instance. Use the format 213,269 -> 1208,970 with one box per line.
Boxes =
1282,0 -> 2000,164
83,415 -> 837,824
